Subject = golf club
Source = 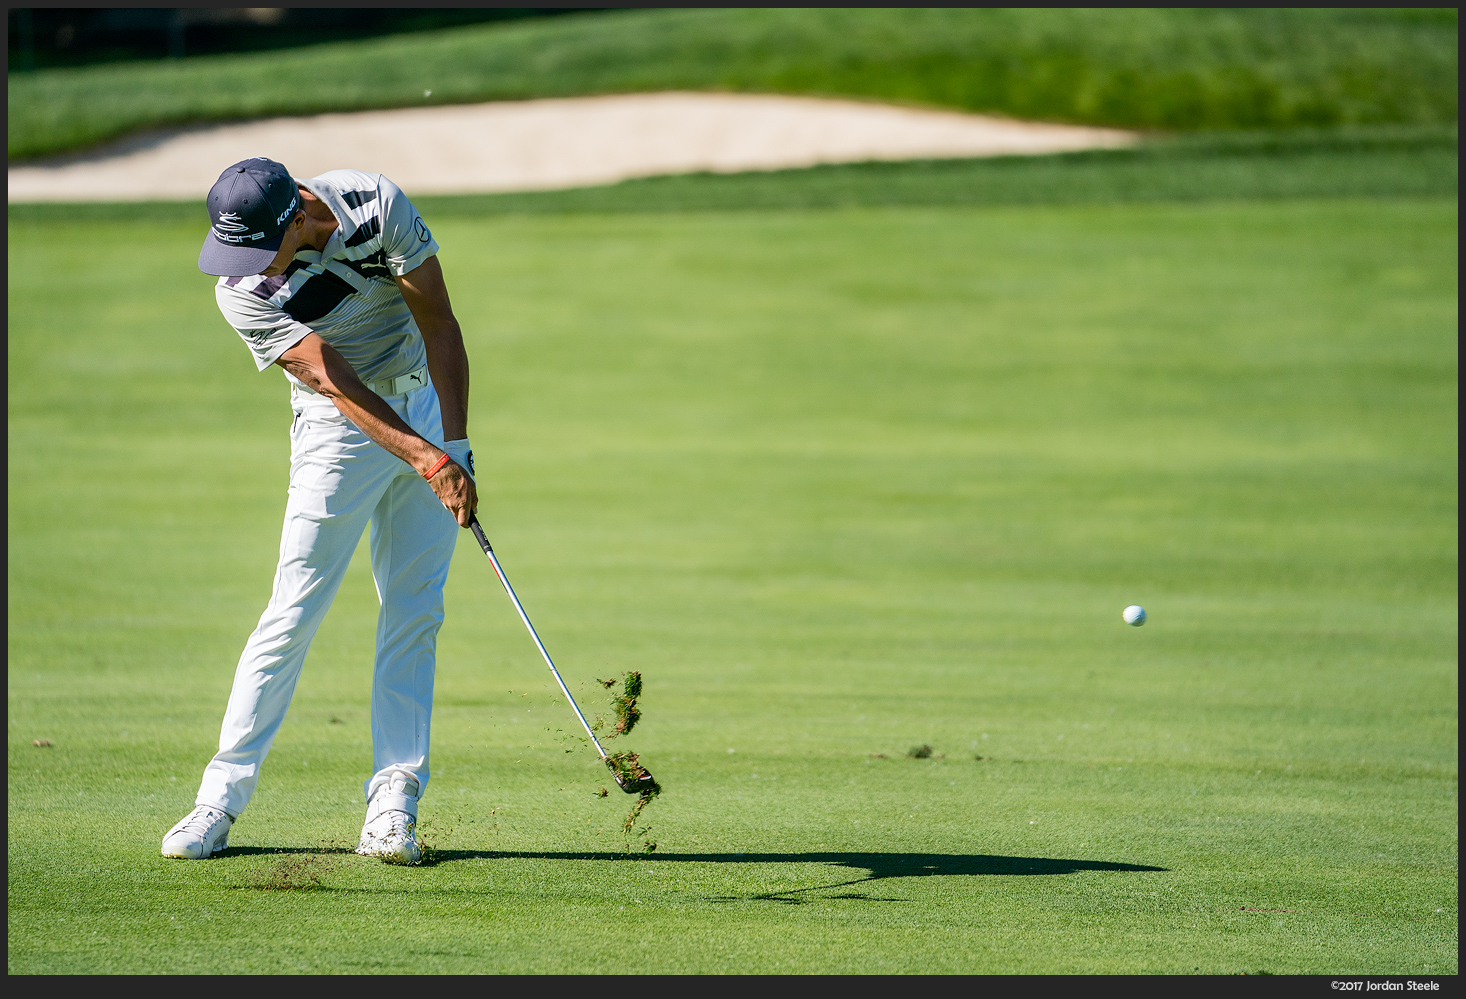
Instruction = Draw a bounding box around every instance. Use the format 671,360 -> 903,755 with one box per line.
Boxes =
467,515 -> 656,795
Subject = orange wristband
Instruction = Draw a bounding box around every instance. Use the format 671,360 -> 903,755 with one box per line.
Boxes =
423,453 -> 453,481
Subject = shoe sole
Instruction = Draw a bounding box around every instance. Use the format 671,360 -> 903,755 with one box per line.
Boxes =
161,838 -> 228,860
355,845 -> 422,865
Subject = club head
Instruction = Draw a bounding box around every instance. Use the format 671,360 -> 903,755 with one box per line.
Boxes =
612,768 -> 658,795
605,756 -> 658,795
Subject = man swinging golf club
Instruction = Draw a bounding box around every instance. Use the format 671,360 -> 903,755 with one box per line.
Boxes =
162,157 -> 477,864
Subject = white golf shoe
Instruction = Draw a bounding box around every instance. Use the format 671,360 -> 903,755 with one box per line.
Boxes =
356,770 -> 423,865
356,809 -> 422,865
161,804 -> 233,859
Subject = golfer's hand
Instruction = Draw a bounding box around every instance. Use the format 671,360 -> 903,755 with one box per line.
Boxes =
430,460 -> 478,527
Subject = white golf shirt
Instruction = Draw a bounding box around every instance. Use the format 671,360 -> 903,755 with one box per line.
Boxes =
213,169 -> 440,387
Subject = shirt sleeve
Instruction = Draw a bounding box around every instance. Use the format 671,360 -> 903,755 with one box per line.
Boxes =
215,282 -> 315,372
377,175 -> 440,276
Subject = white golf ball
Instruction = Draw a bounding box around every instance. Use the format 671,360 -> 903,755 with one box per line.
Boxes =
1122,605 -> 1147,626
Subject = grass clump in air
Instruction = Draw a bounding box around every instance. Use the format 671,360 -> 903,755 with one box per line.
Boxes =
595,671 -> 643,736
605,750 -> 661,852
604,750 -> 660,797
611,671 -> 642,736
595,673 -> 660,851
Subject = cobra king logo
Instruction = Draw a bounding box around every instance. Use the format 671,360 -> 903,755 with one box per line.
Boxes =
213,211 -> 266,244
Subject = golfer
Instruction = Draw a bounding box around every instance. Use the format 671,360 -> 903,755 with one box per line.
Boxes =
162,157 -> 476,864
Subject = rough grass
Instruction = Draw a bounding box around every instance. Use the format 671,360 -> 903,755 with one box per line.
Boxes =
7,191 -> 1457,973
8,7 -> 1459,160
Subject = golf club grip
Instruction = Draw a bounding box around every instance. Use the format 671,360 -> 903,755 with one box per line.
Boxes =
468,516 -> 493,555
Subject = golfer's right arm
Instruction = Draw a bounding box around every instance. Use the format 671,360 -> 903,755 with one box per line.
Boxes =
276,332 -> 478,525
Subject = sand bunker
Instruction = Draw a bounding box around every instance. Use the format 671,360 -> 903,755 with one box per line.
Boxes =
8,91 -> 1135,203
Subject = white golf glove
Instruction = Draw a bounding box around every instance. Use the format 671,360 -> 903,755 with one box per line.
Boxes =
442,439 -> 475,481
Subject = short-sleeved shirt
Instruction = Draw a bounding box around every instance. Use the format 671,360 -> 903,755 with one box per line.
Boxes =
213,169 -> 440,386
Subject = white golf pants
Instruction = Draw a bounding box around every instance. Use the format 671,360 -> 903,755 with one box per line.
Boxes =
196,378 -> 466,820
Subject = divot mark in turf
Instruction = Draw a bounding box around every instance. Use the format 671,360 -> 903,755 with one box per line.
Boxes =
251,853 -> 338,891
871,744 -> 949,760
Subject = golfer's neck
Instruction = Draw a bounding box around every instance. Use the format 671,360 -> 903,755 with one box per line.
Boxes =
302,216 -> 338,252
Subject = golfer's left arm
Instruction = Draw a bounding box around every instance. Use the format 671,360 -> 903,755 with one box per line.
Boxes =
396,256 -> 469,444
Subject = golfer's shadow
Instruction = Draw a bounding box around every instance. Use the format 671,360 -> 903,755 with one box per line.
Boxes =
422,850 -> 1167,903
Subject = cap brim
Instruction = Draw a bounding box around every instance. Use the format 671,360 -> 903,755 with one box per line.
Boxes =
198,230 -> 284,277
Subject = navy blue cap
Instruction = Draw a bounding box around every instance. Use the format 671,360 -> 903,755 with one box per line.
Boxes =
198,157 -> 302,277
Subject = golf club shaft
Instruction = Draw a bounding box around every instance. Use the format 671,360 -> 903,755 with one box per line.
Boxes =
468,517 -> 609,759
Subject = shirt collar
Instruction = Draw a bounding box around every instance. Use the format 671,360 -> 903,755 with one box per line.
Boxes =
294,177 -> 347,260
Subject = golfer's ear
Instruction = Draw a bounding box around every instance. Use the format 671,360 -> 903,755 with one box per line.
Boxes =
292,211 -> 306,229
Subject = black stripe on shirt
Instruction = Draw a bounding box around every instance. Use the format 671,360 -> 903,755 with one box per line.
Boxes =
343,216 -> 381,248
341,190 -> 378,209
242,273 -> 288,299
227,259 -> 306,298
281,270 -> 357,323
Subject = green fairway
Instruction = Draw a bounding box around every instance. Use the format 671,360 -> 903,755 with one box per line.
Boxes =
9,7 -> 1457,160
7,196 -> 1457,973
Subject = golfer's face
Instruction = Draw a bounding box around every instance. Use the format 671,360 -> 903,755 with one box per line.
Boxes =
259,215 -> 304,276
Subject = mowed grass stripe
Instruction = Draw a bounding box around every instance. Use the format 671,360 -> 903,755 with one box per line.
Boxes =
8,197 -> 1457,973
